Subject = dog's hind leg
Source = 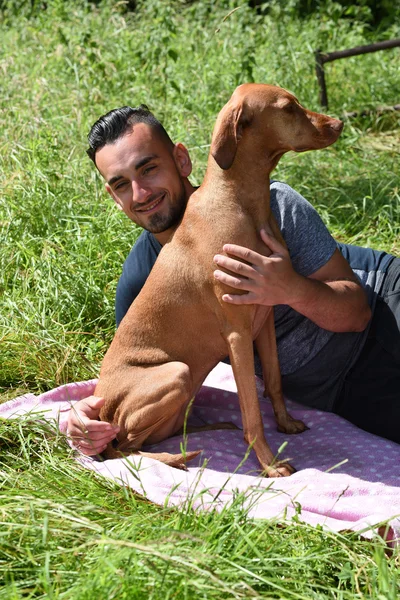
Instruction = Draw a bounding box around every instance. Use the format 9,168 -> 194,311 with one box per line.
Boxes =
101,361 -> 202,467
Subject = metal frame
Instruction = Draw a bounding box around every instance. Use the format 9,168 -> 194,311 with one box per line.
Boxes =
315,38 -> 400,109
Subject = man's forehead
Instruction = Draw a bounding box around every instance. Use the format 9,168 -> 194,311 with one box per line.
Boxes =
113,122 -> 160,153
96,123 -> 164,178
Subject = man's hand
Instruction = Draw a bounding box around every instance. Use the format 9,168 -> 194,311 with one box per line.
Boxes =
213,229 -> 300,306
213,228 -> 371,332
67,396 -> 119,456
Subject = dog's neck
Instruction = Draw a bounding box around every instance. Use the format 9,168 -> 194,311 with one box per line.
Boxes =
202,147 -> 283,228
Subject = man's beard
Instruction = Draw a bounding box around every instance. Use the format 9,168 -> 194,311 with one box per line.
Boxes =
146,187 -> 187,234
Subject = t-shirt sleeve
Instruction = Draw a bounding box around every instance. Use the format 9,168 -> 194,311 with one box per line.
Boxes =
115,231 -> 161,326
270,181 -> 337,276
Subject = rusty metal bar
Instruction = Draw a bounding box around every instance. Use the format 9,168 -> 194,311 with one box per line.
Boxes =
320,38 -> 400,64
315,38 -> 400,109
315,49 -> 328,108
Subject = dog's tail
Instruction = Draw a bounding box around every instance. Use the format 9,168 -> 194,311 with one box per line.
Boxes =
101,445 -> 202,470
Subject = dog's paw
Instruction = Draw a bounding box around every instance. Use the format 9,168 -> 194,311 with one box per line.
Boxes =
277,416 -> 309,435
262,461 -> 296,478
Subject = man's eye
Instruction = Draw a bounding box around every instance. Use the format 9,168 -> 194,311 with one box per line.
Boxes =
143,165 -> 156,175
115,181 -> 128,190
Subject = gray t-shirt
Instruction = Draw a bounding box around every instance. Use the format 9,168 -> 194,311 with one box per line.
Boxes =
115,181 -> 394,411
256,181 -> 360,410
269,181 -> 337,376
266,181 -> 393,409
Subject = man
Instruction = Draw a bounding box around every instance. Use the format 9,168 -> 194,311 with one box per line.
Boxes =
67,105 -> 400,455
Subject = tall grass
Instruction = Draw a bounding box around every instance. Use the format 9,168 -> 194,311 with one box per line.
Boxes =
1,0 -> 399,393
0,0 -> 399,596
0,418 -> 399,598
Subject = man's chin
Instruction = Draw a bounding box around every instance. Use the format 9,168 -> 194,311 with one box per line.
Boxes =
146,215 -> 173,233
147,209 -> 184,233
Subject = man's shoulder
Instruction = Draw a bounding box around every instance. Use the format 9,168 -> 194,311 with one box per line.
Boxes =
270,179 -> 292,192
270,180 -> 311,209
269,179 -> 320,229
119,229 -> 161,289
129,229 -> 160,253
269,180 -> 337,276
123,230 -> 162,268
115,230 -> 162,326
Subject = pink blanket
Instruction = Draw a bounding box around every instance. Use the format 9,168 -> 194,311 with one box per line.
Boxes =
2,363 -> 399,543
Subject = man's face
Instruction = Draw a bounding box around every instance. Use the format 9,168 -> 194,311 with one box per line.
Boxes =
95,123 -> 193,242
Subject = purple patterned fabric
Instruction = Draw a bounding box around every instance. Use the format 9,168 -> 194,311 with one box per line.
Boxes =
1,363 -> 399,544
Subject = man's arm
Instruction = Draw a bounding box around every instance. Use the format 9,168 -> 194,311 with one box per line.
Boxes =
213,229 -> 372,332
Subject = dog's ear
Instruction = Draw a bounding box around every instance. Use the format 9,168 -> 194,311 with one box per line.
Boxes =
211,101 -> 252,170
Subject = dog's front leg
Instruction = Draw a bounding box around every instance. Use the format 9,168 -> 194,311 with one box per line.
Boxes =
225,326 -> 294,477
255,311 -> 308,435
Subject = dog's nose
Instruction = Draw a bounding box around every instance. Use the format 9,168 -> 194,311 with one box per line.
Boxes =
329,119 -> 344,132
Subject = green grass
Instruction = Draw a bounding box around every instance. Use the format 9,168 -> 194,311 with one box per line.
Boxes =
1,0 -> 399,596
1,418 -> 399,598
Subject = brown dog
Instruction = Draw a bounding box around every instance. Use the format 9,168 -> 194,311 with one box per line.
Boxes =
95,84 -> 343,477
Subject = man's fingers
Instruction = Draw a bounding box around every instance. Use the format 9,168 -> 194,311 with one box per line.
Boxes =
67,397 -> 104,425
214,269 -> 253,290
220,244 -> 264,265
75,438 -> 110,450
213,254 -> 256,278
260,229 -> 286,254
69,429 -> 116,456
72,420 -> 117,433
69,429 -> 117,443
68,396 -> 105,421
221,293 -> 255,305
67,422 -> 118,438
79,396 -> 105,409
66,396 -> 118,457
75,443 -> 108,457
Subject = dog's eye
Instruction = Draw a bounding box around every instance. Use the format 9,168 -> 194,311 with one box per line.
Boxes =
284,103 -> 296,114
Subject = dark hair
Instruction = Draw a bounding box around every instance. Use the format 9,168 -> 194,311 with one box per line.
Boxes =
86,104 -> 173,163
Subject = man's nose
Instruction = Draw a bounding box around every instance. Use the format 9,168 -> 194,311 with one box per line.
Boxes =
131,180 -> 151,204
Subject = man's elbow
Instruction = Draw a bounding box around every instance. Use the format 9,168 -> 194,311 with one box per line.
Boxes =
344,283 -> 372,332
349,303 -> 372,332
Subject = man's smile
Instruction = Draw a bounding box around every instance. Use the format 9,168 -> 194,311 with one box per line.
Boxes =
135,193 -> 165,214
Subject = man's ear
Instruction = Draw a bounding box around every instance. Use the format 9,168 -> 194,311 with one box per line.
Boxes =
173,143 -> 192,178
105,183 -> 123,211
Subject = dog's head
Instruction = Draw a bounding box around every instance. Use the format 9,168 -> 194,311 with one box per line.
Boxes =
211,83 -> 343,170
